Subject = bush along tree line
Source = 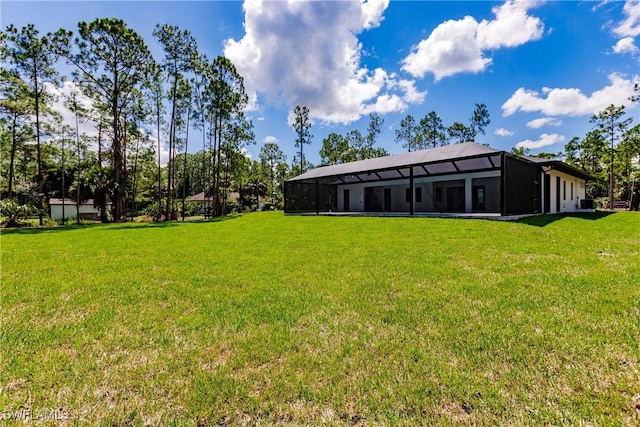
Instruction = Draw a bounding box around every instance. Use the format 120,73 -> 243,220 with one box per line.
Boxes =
0,20 -> 293,226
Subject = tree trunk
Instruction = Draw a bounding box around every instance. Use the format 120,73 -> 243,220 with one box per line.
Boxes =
98,123 -> 108,223
8,113 -> 18,198
156,107 -> 162,222
112,83 -> 124,221
181,101 -> 191,221
609,136 -> 614,210
300,142 -> 303,173
131,135 -> 140,222
61,136 -> 65,225
213,113 -> 222,217
33,64 -> 43,226
201,117 -> 207,218
166,71 -> 178,221
75,102 -> 81,224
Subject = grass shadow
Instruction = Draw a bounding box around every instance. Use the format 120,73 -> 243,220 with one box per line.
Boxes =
515,211 -> 615,227
104,214 -> 241,231
1,223 -> 96,235
1,215 -> 242,235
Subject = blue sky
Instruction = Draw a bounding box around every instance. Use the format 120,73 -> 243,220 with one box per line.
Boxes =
3,0 -> 640,166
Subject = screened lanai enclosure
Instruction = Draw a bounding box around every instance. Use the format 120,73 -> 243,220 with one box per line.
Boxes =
285,142 -> 592,216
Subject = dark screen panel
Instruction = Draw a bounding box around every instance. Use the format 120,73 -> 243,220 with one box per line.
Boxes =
503,156 -> 541,215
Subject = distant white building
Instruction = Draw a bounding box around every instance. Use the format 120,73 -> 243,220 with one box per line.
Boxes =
49,198 -> 105,221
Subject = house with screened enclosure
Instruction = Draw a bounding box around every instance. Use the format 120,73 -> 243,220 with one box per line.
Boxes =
284,142 -> 594,217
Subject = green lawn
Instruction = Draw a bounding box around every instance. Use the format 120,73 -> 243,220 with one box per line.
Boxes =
1,212 -> 639,425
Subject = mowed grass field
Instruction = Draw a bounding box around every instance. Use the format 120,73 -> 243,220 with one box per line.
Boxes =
1,211 -> 639,425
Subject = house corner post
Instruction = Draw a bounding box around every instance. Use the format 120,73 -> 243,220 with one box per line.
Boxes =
315,179 -> 320,214
409,168 -> 414,216
500,152 -> 506,216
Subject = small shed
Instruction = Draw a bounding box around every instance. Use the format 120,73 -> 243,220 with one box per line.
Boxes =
49,198 -> 103,221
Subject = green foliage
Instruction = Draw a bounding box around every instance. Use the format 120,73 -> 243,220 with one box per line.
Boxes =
470,102 -> 491,139
357,113 -> 388,160
2,212 -> 639,424
62,18 -> 153,221
204,56 -> 253,217
293,105 -> 312,172
3,23 -> 61,225
395,105 -> 488,152
0,198 -> 33,227
511,146 -> 530,156
419,111 -> 448,148
565,105 -> 637,204
319,132 -> 352,166
141,200 -> 165,219
316,114 -> 387,167
259,142 -> 287,205
590,104 -> 632,207
445,103 -> 491,145
224,199 -> 242,214
288,156 -> 314,178
395,114 -> 420,152
0,68 -> 35,196
448,121 -> 473,144
2,21 -> 262,223
153,24 -> 198,221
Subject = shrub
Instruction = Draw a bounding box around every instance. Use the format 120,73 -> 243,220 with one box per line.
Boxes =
0,199 -> 34,227
225,200 -> 242,214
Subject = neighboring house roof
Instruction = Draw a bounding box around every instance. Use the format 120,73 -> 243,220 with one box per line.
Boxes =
186,192 -> 207,202
186,191 -> 240,202
49,198 -> 97,206
522,157 -> 594,181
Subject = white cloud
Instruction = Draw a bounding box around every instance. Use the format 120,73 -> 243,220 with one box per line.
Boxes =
495,128 -> 514,136
526,117 -> 562,128
516,133 -> 565,150
362,93 -> 407,115
264,135 -> 278,144
502,73 -> 639,116
402,16 -> 489,80
402,0 -> 544,80
145,134 -> 171,167
613,0 -> 640,38
224,0 -> 422,124
396,79 -> 427,104
477,0 -> 546,48
613,36 -> 638,53
246,91 -> 259,112
240,146 -> 253,160
46,81 -> 98,139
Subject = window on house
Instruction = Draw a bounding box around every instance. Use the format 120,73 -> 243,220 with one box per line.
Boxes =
563,180 -> 566,200
472,185 -> 486,211
416,187 -> 422,203
405,188 -> 411,203
435,187 -> 443,202
570,182 -> 574,200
